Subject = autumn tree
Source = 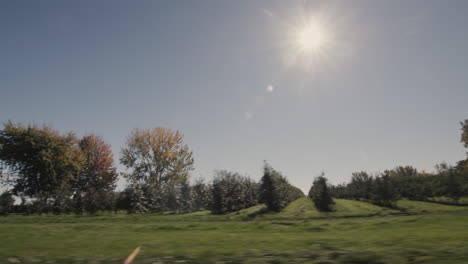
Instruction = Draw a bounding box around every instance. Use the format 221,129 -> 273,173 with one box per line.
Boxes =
0,122 -> 82,212
73,135 -> 118,214
120,127 -> 194,213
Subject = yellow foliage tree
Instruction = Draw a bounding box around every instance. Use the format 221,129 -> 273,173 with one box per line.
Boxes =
120,127 -> 194,212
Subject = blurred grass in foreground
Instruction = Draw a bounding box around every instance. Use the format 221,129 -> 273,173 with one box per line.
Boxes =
1,199 -> 468,264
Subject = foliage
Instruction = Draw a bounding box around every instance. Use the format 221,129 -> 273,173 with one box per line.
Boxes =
348,171 -> 374,200
328,121 -> 468,204
308,173 -> 334,212
328,183 -> 349,199
0,121 -> 82,210
115,189 -> 132,212
0,118 -> 465,216
331,171 -> 399,207
385,166 -> 429,200
0,192 -> 14,215
120,127 -> 194,213
260,163 -> 304,212
370,172 -> 398,207
126,183 -> 151,213
163,179 -> 193,213
461,119 -> 468,151
331,166 -> 467,206
191,178 -> 212,211
211,170 -> 259,214
74,135 -> 118,214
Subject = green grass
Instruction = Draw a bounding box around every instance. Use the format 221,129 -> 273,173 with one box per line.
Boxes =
1,199 -> 468,264
234,197 -> 401,220
427,196 -> 468,205
396,199 -> 468,214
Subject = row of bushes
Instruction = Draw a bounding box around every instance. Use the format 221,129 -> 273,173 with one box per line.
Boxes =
159,164 -> 304,214
329,163 -> 468,207
211,171 -> 260,214
0,189 -> 126,215
0,163 -> 306,215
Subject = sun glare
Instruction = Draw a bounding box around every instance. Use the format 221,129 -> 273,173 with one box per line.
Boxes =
281,8 -> 344,73
294,18 -> 328,54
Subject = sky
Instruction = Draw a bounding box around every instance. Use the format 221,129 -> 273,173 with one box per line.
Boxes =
1,0 -> 467,193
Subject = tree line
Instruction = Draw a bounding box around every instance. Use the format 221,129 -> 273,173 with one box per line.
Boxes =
327,120 -> 468,208
1,119 -> 467,215
0,122 -> 117,214
328,163 -> 468,208
0,122 -> 304,215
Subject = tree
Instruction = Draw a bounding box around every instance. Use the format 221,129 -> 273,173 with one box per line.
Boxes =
191,178 -> 212,211
329,183 -> 350,199
179,180 -> 193,212
120,127 -> 194,213
370,173 -> 398,207
0,191 -> 15,215
446,170 -> 463,202
386,166 -> 422,200
260,163 -> 303,212
460,119 -> 468,172
0,122 -> 82,212
461,119 -> 468,151
115,189 -> 132,212
308,173 -> 334,212
348,171 -> 373,200
73,135 -> 118,214
163,178 -> 192,213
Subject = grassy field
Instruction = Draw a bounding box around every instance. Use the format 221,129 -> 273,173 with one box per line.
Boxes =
1,198 -> 468,264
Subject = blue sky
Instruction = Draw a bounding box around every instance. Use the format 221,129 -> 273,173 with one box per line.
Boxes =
1,0 -> 467,192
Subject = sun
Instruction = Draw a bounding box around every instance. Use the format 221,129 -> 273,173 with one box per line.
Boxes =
294,21 -> 327,53
290,16 -> 331,56
282,10 -> 340,72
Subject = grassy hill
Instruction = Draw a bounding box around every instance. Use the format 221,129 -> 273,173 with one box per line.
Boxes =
1,199 -> 468,263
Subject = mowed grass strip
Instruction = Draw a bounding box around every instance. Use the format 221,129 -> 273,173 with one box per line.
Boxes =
240,197 -> 401,219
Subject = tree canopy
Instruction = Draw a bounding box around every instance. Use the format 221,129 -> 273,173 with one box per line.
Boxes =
120,127 -> 194,212
461,119 -> 468,157
260,163 -> 304,212
73,134 -> 118,214
308,173 -> 334,212
0,121 -> 82,200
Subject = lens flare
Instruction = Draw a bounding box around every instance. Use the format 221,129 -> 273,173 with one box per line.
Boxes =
124,247 -> 141,264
